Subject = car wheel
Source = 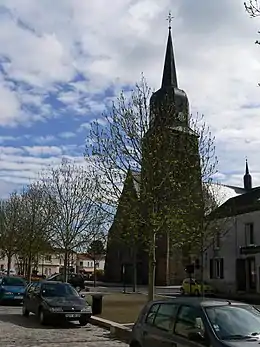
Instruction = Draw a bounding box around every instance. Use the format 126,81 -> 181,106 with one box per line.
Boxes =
75,286 -> 81,293
39,308 -> 48,325
130,341 -> 141,347
180,287 -> 185,295
22,305 -> 29,317
194,289 -> 200,296
79,317 -> 89,326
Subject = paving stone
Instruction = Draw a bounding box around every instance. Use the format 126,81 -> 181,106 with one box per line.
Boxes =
0,305 -> 128,346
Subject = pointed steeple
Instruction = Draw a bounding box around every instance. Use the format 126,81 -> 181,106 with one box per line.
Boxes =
161,20 -> 178,88
149,12 -> 189,128
244,159 -> 252,190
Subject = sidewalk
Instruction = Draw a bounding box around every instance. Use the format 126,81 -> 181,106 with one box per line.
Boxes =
215,292 -> 260,305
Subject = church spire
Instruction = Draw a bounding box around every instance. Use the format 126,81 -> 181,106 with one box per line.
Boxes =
161,12 -> 178,88
244,158 -> 252,190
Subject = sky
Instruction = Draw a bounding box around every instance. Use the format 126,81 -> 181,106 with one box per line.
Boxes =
0,0 -> 260,197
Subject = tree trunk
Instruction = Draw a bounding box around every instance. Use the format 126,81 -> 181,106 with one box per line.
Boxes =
148,232 -> 156,301
200,231 -> 205,297
93,258 -> 96,287
63,250 -> 68,282
27,253 -> 32,282
132,247 -> 137,293
165,232 -> 170,286
7,253 -> 12,276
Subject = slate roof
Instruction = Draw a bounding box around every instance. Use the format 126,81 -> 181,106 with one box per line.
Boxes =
210,185 -> 260,218
128,169 -> 258,218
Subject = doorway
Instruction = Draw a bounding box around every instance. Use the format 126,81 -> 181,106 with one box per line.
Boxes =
236,258 -> 246,291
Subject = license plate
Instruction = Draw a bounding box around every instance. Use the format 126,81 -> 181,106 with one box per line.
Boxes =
65,314 -> 80,318
14,296 -> 23,299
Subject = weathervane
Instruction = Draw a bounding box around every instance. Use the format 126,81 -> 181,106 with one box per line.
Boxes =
167,11 -> 174,30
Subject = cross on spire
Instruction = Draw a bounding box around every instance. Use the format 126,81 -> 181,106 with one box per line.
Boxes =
166,11 -> 174,30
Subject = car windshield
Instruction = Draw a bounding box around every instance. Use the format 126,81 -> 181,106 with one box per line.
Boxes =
206,305 -> 260,340
41,283 -> 79,297
2,277 -> 26,286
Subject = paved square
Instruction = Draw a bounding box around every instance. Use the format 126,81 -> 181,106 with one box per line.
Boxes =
0,305 -> 128,346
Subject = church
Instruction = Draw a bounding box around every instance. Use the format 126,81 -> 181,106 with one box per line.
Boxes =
104,22 -> 258,287
104,22 -> 204,286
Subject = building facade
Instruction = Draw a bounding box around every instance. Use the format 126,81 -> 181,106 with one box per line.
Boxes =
204,162 -> 260,294
77,253 -> 105,275
0,249 -> 77,276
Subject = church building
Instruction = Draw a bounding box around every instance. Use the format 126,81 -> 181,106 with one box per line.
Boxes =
104,23 -> 204,286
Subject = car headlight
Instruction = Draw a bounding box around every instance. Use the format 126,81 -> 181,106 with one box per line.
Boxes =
81,306 -> 92,312
5,292 -> 12,295
49,307 -> 63,312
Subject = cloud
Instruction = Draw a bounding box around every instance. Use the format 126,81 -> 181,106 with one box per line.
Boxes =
22,146 -> 63,157
0,0 -> 259,195
59,132 -> 76,139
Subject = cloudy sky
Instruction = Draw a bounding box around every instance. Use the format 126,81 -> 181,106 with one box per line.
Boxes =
0,0 -> 259,197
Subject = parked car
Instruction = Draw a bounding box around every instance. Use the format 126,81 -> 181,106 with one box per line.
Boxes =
0,276 -> 27,304
130,296 -> 260,347
180,278 -> 214,296
22,280 -> 92,326
3,269 -> 16,276
46,273 -> 85,292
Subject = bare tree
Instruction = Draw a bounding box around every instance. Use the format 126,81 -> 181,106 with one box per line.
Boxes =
17,182 -> 54,281
85,76 -> 218,300
0,193 -> 22,275
245,0 -> 260,17
41,159 -> 104,281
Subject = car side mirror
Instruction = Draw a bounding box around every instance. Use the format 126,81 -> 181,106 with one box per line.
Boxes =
81,294 -> 85,298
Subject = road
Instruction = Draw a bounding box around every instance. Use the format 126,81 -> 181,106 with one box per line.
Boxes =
0,305 -> 128,347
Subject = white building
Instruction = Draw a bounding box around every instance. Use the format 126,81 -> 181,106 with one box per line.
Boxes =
204,161 -> 260,294
0,249 -> 77,276
77,253 -> 105,274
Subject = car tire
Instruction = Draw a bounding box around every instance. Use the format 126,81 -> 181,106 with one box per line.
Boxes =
130,341 -> 141,347
194,289 -> 200,296
22,305 -> 29,317
39,308 -> 48,325
79,317 -> 89,326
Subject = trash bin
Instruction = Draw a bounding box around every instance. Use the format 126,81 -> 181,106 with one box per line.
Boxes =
91,294 -> 103,315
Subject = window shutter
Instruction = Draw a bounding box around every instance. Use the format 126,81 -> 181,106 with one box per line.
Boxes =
210,259 -> 213,279
220,258 -> 224,279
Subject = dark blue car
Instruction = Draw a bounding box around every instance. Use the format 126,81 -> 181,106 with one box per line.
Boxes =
130,297 -> 260,347
0,276 -> 26,304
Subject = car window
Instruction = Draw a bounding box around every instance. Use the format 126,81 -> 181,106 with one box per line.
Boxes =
146,304 -> 160,325
41,283 -> 79,297
2,277 -> 26,286
153,303 -> 179,332
175,305 -> 204,338
206,305 -> 260,340
34,283 -> 41,294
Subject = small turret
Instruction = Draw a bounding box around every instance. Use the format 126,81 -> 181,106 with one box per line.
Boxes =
243,159 -> 252,190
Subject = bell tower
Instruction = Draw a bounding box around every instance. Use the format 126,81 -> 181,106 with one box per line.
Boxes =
140,15 -> 203,285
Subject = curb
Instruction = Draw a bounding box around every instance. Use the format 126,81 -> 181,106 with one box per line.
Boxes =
89,316 -> 132,343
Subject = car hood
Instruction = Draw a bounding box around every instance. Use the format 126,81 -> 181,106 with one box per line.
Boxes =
43,296 -> 87,307
2,285 -> 25,293
223,338 -> 260,347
